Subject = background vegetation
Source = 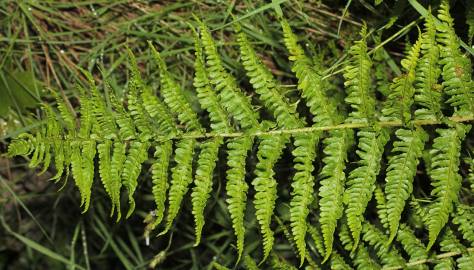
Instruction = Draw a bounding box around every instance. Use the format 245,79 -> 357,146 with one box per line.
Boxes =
1,0 -> 473,269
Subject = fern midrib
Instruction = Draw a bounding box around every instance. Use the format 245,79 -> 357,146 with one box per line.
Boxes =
31,115 -> 474,143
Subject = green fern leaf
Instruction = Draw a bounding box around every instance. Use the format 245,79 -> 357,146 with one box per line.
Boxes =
343,24 -> 375,123
225,135 -> 253,261
382,36 -> 422,123
289,133 -> 318,265
362,222 -> 406,268
110,141 -> 126,221
344,128 -> 390,250
253,134 -> 287,261
385,128 -> 427,242
150,140 -> 172,229
192,31 -> 232,133
373,185 -> 389,229
453,204 -> 474,245
414,12 -> 442,120
280,19 -> 335,126
397,224 -> 428,267
121,140 -> 149,218
318,129 -> 354,262
192,137 -> 223,245
149,42 -> 203,133
71,140 -> 96,213
330,251 -> 352,270
197,21 -> 260,130
141,87 -> 179,137
353,244 -> 381,270
160,138 -> 196,235
243,255 -> 259,270
237,25 -> 304,129
437,1 -> 474,116
427,124 -> 470,249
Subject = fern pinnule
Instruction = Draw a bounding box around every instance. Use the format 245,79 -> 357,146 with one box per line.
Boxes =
191,137 -> 222,245
318,128 -> 354,262
141,87 -> 178,137
396,224 -> 428,267
382,35 -> 422,123
122,140 -> 149,218
110,91 -> 136,140
373,185 -> 389,229
110,141 -> 126,221
192,32 -> 232,133
150,141 -> 172,229
353,244 -> 381,270
160,138 -> 196,235
81,69 -> 117,139
343,24 -> 375,123
426,124 -> 470,249
385,128 -> 427,243
236,25 -> 303,129
330,252 -> 352,270
148,42 -> 203,133
253,134 -> 287,262
127,50 -> 157,140
437,0 -> 474,116
344,128 -> 390,251
289,133 -> 318,265
197,21 -> 260,130
280,19 -> 335,126
97,140 -> 115,216
452,204 -> 474,245
437,229 -> 473,270
414,12 -> 442,120
226,136 -> 253,261
362,222 -> 406,268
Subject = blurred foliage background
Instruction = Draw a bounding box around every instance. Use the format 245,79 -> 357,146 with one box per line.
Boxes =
0,0 -> 473,269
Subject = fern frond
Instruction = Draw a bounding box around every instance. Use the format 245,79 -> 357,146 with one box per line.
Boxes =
110,92 -> 136,140
373,185 -> 389,229
307,223 -> 325,257
149,42 -> 203,133
452,204 -> 474,245
122,140 -> 149,218
191,137 -> 223,245
396,224 -> 428,267
362,222 -> 406,268
289,133 -> 318,265
318,129 -> 354,261
226,136 -> 253,261
192,33 -> 232,133
331,251 -> 352,270
197,21 -> 260,130
343,24 -> 375,123
382,36 -> 422,123
150,140 -> 172,229
437,1 -> 474,116
110,141 -> 126,221
414,13 -> 442,120
253,134 -> 287,262
50,90 -> 75,132
353,244 -> 381,270
437,228 -> 472,270
160,138 -> 196,235
385,128 -> 428,242
81,70 -> 117,139
344,128 -> 390,250
427,124 -> 470,249
71,140 -> 96,213
466,157 -> 474,193
141,87 -> 178,137
280,19 -> 336,126
97,140 -> 116,216
236,25 -> 304,129
243,255 -> 259,270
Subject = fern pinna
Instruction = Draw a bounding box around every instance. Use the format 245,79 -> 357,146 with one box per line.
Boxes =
7,1 -> 474,268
